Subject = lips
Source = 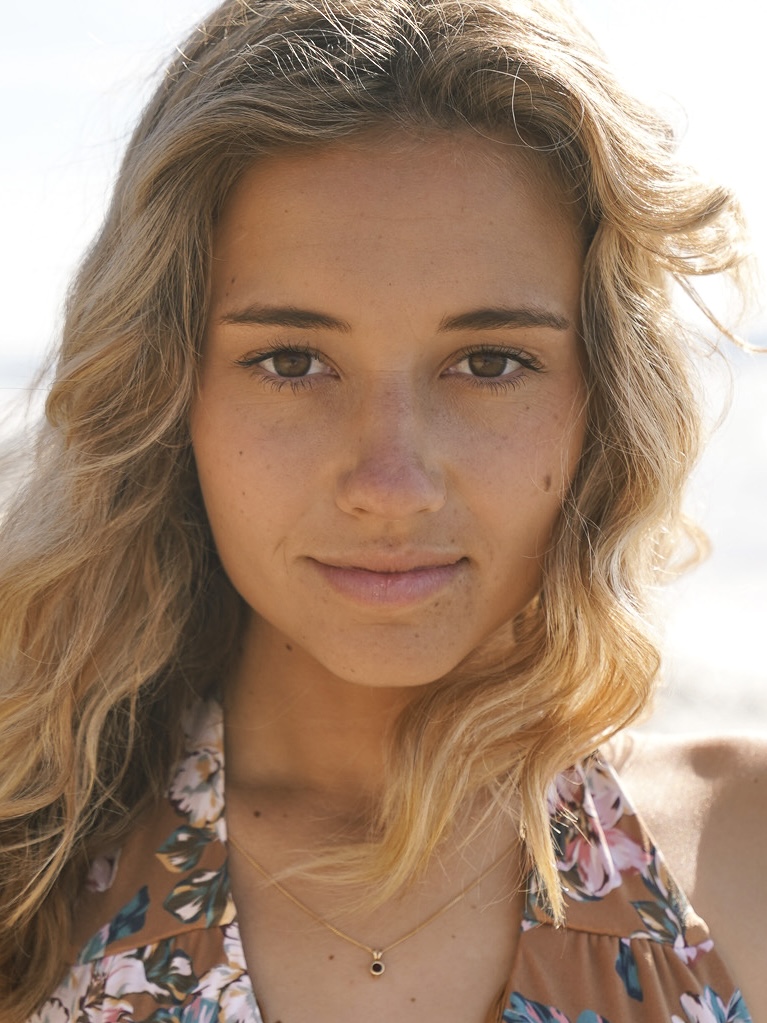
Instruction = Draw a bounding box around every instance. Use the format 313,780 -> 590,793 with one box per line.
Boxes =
308,555 -> 468,608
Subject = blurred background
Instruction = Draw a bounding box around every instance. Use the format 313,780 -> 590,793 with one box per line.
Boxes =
1,1 -> 764,733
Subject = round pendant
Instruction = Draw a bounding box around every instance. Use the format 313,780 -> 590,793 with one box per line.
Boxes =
370,952 -> 385,977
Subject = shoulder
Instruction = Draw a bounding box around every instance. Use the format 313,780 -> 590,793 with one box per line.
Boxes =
604,730 -> 767,899
604,730 -> 767,1017
604,730 -> 767,860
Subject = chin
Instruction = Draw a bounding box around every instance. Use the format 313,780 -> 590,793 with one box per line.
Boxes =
315,646 -> 470,691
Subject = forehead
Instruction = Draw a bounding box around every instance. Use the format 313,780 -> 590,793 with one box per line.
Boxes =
209,130 -> 585,325
219,128 -> 582,228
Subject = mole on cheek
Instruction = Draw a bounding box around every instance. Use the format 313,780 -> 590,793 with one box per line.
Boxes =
542,474 -> 552,492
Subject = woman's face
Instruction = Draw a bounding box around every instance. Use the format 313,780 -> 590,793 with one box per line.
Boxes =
191,133 -> 586,688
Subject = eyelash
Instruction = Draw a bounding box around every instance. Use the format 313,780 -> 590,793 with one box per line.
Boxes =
234,342 -> 329,393
234,342 -> 544,393
451,344 -> 544,391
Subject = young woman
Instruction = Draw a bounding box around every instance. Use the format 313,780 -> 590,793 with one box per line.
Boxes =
1,1 -> 764,1021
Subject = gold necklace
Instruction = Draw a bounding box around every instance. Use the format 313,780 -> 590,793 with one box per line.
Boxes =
227,833 -> 515,977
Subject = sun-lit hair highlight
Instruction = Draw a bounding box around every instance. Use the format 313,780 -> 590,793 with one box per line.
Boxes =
0,0 -> 751,1014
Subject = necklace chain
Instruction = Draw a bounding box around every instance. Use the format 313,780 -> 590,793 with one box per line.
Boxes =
227,832 -> 515,977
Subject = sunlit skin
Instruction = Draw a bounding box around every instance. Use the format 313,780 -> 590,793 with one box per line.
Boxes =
187,132 -> 588,1021
190,132 -> 586,805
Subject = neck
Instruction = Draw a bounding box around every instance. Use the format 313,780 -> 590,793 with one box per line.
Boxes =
223,615 -> 419,811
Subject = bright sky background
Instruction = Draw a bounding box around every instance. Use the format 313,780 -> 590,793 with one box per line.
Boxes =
1,1 -> 765,730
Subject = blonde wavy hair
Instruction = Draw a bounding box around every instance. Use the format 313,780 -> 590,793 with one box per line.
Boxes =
0,0 -> 749,1015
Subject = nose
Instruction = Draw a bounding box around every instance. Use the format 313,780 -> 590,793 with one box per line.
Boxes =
335,378 -> 447,520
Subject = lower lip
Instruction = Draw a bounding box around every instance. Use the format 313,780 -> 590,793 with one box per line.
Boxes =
310,560 -> 467,607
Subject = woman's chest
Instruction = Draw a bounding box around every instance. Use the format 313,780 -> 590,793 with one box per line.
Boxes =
232,874 -> 524,1023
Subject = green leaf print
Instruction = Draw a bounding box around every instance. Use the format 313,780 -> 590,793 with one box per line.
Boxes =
156,825 -> 216,873
108,885 -> 150,944
163,863 -> 234,926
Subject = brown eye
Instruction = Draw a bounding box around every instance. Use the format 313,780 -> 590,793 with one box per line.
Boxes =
466,352 -> 516,377
270,350 -> 314,377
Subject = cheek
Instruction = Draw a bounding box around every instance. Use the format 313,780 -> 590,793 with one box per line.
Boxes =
480,412 -> 585,566
190,397 -> 325,555
527,380 -> 587,489
467,403 -> 584,501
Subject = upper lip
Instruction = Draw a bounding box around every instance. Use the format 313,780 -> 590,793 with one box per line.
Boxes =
310,552 -> 466,573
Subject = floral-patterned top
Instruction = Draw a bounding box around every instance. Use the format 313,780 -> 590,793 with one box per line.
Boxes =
32,698 -> 751,1023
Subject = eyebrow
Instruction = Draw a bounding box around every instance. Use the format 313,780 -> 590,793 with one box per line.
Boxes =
438,307 -> 571,332
218,303 -> 570,333
219,304 -> 352,332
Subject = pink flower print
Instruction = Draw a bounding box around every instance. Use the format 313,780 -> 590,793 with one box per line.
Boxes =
88,998 -> 135,1023
168,744 -> 225,833
85,851 -> 121,893
551,761 -> 652,901
672,985 -> 752,1022
557,808 -> 652,900
29,964 -> 95,1022
100,951 -> 168,1002
169,699 -> 226,837
182,924 -> 262,1023
585,762 -> 635,829
548,766 -> 583,814
672,934 -> 714,965
29,997 -> 75,1023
